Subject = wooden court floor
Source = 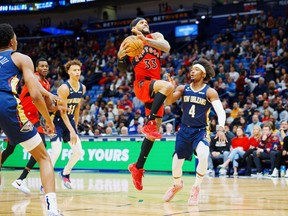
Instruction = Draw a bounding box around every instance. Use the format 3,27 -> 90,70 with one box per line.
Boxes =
0,170 -> 288,216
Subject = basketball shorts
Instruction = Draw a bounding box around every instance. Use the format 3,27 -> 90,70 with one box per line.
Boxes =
51,116 -> 77,143
174,124 -> 210,161
0,93 -> 38,146
134,79 -> 164,117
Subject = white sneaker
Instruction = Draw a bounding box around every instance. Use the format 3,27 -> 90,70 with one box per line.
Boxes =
12,179 -> 31,195
269,168 -> 279,178
219,168 -> 227,176
47,210 -> 63,216
251,172 -> 263,178
285,170 -> 288,178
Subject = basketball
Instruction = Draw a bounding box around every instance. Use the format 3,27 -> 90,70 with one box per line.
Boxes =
124,35 -> 143,57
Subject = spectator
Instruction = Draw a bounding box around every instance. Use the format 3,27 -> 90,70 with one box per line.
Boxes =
120,126 -> 128,135
219,126 -> 250,176
252,123 -> 281,177
162,106 -> 175,123
163,123 -> 174,135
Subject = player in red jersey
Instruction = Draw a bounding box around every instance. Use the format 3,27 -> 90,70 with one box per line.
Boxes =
1,58 -> 66,194
117,17 -> 174,190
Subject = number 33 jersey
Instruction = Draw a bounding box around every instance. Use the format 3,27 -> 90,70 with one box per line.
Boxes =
181,84 -> 212,128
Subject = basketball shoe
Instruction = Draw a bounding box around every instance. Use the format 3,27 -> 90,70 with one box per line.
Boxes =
163,181 -> 184,202
58,170 -> 72,189
142,120 -> 162,139
47,210 -> 64,216
128,163 -> 145,190
12,179 -> 31,195
188,186 -> 200,206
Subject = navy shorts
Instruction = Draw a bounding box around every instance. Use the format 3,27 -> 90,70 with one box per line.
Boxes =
51,116 -> 77,143
174,124 -> 210,161
0,93 -> 37,146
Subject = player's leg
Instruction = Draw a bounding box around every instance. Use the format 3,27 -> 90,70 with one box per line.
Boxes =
163,130 -> 187,202
128,117 -> 163,190
12,133 -> 46,194
1,141 -> 16,166
59,136 -> 82,189
141,80 -> 173,139
50,137 -> 63,167
20,134 -> 60,215
188,141 -> 209,206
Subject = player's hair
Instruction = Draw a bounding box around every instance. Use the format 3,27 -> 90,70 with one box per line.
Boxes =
35,58 -> 48,67
192,58 -> 215,82
64,59 -> 82,73
130,17 -> 145,30
0,23 -> 15,48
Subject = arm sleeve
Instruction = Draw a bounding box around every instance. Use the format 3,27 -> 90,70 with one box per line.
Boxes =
212,99 -> 226,128
117,56 -> 129,72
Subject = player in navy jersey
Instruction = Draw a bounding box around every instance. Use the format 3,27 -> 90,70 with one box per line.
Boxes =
163,58 -> 227,205
49,59 -> 86,190
0,23 -> 62,215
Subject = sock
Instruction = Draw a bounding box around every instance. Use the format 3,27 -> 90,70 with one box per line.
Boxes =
193,142 -> 209,187
136,138 -> 154,169
172,154 -> 185,186
19,168 -> 29,180
50,139 -> 62,167
63,137 -> 82,175
45,192 -> 58,213
147,92 -> 166,122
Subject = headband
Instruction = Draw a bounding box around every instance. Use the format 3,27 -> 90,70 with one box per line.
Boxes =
193,63 -> 206,73
130,17 -> 145,30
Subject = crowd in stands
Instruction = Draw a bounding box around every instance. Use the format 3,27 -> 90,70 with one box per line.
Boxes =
4,10 -> 288,176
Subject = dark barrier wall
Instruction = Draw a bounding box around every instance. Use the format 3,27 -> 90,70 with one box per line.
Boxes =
0,136 -> 196,173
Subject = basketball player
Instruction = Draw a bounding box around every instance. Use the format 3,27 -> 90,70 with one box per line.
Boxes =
1,58 -> 67,195
163,58 -> 227,205
0,23 -> 61,215
117,17 -> 174,190
49,59 -> 85,190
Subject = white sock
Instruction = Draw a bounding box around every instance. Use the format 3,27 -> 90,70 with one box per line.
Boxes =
50,139 -> 62,167
63,136 -> 83,175
193,142 -> 209,187
45,192 -> 58,213
172,154 -> 185,186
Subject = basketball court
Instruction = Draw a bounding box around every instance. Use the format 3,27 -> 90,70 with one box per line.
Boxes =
1,170 -> 287,216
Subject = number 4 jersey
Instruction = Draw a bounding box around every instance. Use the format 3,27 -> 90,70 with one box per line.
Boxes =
181,84 -> 212,128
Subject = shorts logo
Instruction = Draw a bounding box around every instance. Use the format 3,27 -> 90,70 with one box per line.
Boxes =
20,121 -> 34,132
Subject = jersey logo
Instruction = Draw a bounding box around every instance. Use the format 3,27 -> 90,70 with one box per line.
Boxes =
20,121 -> 34,132
0,56 -> 9,65
185,87 -> 191,91
198,92 -> 205,95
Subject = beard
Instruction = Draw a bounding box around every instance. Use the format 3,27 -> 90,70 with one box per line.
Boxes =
141,29 -> 150,35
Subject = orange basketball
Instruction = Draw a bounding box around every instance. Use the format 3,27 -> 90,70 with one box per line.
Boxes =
124,35 -> 143,57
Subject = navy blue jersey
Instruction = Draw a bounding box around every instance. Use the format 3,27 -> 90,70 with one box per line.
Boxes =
55,81 -> 83,119
0,50 -> 38,145
0,50 -> 22,95
181,84 -> 212,128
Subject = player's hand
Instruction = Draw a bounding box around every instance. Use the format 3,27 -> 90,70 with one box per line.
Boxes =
167,73 -> 176,88
214,131 -> 227,143
49,93 -> 62,104
70,131 -> 78,145
132,28 -> 146,41
57,105 -> 71,114
45,119 -> 55,136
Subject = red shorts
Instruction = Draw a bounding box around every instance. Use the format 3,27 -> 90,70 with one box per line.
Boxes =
134,80 -> 164,118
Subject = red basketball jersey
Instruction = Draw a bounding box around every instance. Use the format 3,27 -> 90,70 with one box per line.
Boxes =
129,34 -> 162,81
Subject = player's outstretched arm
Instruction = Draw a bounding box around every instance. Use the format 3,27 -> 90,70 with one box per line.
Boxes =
207,88 -> 227,143
132,28 -> 170,53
